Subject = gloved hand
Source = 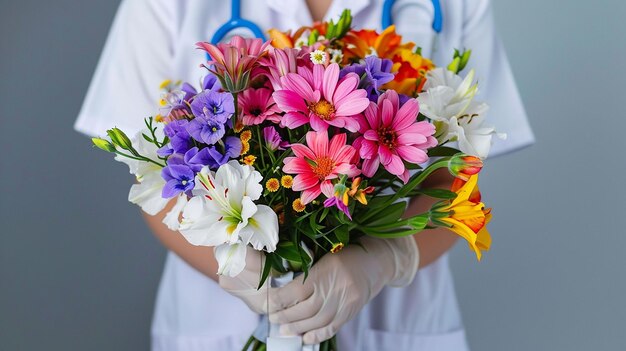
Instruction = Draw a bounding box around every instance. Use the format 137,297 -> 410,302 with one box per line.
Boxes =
219,246 -> 270,314
267,236 -> 420,344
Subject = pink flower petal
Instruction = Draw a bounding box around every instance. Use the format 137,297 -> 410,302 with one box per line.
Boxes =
293,174 -> 319,191
393,98 -> 419,130
398,169 -> 410,184
273,90 -> 307,112
283,157 -> 313,174
362,157 -> 380,177
333,163 -> 360,178
363,130 -> 379,141
333,145 -> 356,164
290,144 -> 316,160
320,180 -> 335,198
322,64 -> 339,102
281,73 -> 316,102
333,73 -> 359,102
312,64 -> 324,92
309,114 -> 329,132
307,130 -> 329,157
359,139 -> 378,159
403,121 -> 436,135
301,186 -> 322,204
379,145 -> 393,165
363,102 -> 379,129
335,91 -> 369,116
397,132 -> 427,145
297,65 -> 315,86
396,145 -> 429,164
383,153 -> 405,176
328,133 -> 347,156
282,111 -> 310,129
381,99 -> 394,127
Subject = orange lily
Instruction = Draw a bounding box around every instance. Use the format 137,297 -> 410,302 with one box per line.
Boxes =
435,175 -> 492,260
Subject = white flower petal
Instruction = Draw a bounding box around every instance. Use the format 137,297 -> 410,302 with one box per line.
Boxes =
179,197 -> 225,246
215,243 -> 248,277
128,172 -> 169,215
163,194 -> 188,230
244,205 -> 279,252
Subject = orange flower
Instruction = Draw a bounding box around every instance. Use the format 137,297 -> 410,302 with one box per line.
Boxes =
342,26 -> 410,62
434,175 -> 492,260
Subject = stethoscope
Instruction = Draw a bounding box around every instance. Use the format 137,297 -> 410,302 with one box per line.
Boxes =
210,0 -> 443,44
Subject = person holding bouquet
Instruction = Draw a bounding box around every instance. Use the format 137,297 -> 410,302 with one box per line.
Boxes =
76,0 -> 534,350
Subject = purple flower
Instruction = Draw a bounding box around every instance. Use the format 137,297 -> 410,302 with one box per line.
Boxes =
191,89 -> 234,123
186,115 -> 226,145
262,126 -> 288,151
181,74 -> 222,101
158,120 -> 193,156
323,196 -> 352,220
340,56 -> 395,101
161,164 -> 195,198
167,137 -> 242,172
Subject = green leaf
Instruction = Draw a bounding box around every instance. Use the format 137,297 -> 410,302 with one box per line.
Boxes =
365,202 -> 407,226
257,253 -> 273,290
427,146 -> 460,157
335,225 -> 349,244
413,188 -> 458,199
275,242 -> 302,262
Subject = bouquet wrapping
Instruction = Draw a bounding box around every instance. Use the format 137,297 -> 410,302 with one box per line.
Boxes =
92,10 -> 503,351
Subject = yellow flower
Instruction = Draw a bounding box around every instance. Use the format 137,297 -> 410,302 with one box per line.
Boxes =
330,242 -> 344,254
234,120 -> 245,133
241,140 -> 250,155
266,178 -> 280,192
281,175 -> 294,188
292,198 -> 306,212
436,175 -> 491,260
347,177 -> 374,205
240,130 -> 252,142
243,155 -> 256,166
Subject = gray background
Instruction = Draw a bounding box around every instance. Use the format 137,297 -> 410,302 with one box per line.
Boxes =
1,0 -> 624,350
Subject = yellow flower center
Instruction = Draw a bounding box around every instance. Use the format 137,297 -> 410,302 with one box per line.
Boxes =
311,156 -> 335,180
309,100 -> 336,121
292,198 -> 306,212
281,175 -> 294,188
265,178 -> 280,192
243,155 -> 256,166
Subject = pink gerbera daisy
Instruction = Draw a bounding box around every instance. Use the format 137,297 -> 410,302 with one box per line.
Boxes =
273,63 -> 369,132
238,87 -> 281,125
283,131 -> 360,204
357,90 -> 438,183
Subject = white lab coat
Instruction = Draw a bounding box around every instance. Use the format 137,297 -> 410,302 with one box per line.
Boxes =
75,0 -> 535,350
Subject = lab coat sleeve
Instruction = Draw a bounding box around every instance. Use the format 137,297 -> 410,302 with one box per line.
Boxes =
74,0 -> 177,137
461,0 -> 535,157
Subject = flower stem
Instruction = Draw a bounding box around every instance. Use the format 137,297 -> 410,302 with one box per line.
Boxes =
114,151 -> 165,168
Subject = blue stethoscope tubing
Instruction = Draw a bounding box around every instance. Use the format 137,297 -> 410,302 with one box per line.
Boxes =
209,0 -> 443,52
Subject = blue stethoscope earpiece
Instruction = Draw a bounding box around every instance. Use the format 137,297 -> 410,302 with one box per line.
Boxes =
210,0 -> 266,45
209,0 -> 443,48
381,0 -> 442,34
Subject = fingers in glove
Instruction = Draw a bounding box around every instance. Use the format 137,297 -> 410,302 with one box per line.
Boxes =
303,323 -> 338,345
279,309 -> 333,336
267,277 -> 314,313
269,294 -> 322,324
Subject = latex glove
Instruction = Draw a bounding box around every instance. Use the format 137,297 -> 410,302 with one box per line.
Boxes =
268,236 -> 419,344
219,247 -> 269,314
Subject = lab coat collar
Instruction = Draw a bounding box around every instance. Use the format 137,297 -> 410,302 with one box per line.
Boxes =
266,0 -> 371,23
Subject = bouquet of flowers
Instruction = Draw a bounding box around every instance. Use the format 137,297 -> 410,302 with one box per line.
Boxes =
92,10 -> 502,351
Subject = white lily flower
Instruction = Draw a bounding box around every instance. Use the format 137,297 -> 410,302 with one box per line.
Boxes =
179,161 -> 279,277
163,194 -> 188,230
418,68 -> 504,158
115,126 -> 170,215
214,243 -> 248,277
